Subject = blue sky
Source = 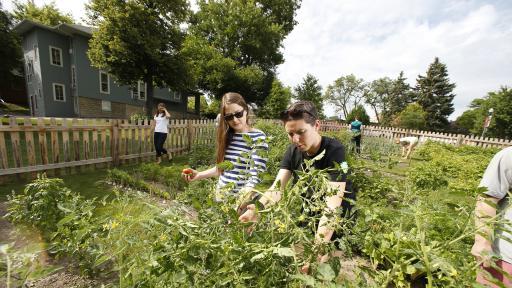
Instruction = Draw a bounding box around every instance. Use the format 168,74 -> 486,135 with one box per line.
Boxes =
4,0 -> 512,120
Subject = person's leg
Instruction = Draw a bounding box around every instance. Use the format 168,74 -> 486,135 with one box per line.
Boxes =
161,133 -> 168,158
154,133 -> 164,161
355,135 -> 361,154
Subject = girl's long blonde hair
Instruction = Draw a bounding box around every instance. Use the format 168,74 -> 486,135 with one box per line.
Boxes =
216,92 -> 250,165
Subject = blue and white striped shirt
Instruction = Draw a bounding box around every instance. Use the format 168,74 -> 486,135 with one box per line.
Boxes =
217,130 -> 268,195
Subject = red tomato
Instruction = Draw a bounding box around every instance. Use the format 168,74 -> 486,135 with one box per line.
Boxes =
182,168 -> 193,175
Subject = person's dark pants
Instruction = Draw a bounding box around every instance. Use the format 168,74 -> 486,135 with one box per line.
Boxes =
352,135 -> 361,154
154,132 -> 168,157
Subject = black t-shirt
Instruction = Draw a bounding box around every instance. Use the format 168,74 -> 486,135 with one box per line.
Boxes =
280,136 -> 355,224
280,136 -> 348,184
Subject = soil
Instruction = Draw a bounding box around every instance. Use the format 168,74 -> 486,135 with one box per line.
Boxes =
0,202 -> 102,288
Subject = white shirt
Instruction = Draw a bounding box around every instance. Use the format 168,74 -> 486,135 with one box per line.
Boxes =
154,114 -> 169,133
480,146 -> 512,263
400,136 -> 418,146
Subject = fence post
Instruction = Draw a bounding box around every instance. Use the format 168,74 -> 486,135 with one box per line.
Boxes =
111,119 -> 120,166
187,119 -> 193,152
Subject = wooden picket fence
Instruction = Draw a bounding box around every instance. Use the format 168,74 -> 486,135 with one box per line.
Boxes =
0,117 -> 216,181
1,117 -> 511,181
319,121 -> 512,148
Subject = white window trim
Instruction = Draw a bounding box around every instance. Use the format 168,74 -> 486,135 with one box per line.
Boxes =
52,83 -> 66,102
49,46 -> 63,67
137,81 -> 147,101
169,89 -> 181,102
99,71 -> 110,94
101,100 -> 111,111
26,60 -> 33,83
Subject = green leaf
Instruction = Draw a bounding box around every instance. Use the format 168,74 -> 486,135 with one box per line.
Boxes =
273,247 -> 295,257
317,263 -> 335,282
291,274 -> 316,286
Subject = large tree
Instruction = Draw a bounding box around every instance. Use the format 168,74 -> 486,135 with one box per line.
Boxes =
415,57 -> 456,131
294,73 -> 324,118
385,71 -> 415,124
86,0 -> 190,116
462,87 -> 512,139
12,0 -> 74,25
183,0 -> 301,105
0,3 -> 22,100
364,77 -> 392,124
258,78 -> 292,119
325,74 -> 365,120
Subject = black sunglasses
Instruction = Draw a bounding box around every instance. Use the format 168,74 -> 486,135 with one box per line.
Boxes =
224,110 -> 245,121
280,108 -> 316,121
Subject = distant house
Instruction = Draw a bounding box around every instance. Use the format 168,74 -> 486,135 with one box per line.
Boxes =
14,19 -> 196,118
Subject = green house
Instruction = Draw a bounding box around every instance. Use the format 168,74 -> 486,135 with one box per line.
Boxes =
14,19 -> 196,119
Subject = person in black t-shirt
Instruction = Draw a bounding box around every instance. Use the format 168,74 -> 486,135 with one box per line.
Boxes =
239,101 -> 353,273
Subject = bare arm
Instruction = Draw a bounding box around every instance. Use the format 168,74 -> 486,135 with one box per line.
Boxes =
183,166 -> 220,182
164,108 -> 171,119
260,169 -> 292,206
471,195 -> 499,266
315,181 -> 346,243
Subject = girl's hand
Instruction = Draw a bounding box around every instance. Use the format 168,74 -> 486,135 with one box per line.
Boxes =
181,168 -> 198,182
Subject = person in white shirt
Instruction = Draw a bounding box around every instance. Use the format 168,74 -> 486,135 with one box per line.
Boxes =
151,103 -> 171,164
395,136 -> 419,159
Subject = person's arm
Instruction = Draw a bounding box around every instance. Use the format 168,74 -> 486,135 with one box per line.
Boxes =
182,166 -> 220,182
238,169 -> 292,222
315,181 -> 346,243
164,108 -> 171,119
471,195 -> 499,267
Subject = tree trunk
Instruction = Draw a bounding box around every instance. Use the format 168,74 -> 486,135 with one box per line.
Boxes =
372,105 -> 380,124
145,74 -> 154,118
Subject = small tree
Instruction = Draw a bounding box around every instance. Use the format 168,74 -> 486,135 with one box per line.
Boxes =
393,103 -> 427,130
12,0 -> 74,25
294,73 -> 324,118
345,105 -> 370,124
259,79 -> 292,119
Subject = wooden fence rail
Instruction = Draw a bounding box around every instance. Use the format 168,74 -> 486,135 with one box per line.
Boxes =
1,117 -> 510,180
0,117 -> 217,179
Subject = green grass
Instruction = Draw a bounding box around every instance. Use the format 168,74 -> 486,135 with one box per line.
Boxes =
0,102 -> 30,114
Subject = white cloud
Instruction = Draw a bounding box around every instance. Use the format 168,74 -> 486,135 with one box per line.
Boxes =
277,0 -> 512,120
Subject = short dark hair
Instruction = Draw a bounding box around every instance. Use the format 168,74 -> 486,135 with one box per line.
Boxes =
280,101 -> 318,125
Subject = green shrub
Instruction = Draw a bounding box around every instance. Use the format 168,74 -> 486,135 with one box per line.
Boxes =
6,174 -> 79,234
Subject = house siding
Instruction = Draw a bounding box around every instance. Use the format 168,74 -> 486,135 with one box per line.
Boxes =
16,21 -> 192,119
35,28 -> 75,117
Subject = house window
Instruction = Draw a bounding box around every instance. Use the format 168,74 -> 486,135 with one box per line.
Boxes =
71,66 -> 77,88
52,83 -> 66,102
101,100 -> 111,111
131,81 -> 146,100
171,90 -> 181,102
49,46 -> 63,66
99,71 -> 109,94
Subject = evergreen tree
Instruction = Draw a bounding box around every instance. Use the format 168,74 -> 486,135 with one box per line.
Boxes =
0,3 -> 22,100
294,74 -> 324,118
259,79 -> 292,119
385,71 -> 415,124
415,57 -> 456,131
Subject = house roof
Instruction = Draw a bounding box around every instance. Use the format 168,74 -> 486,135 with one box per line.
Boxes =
13,19 -> 93,38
